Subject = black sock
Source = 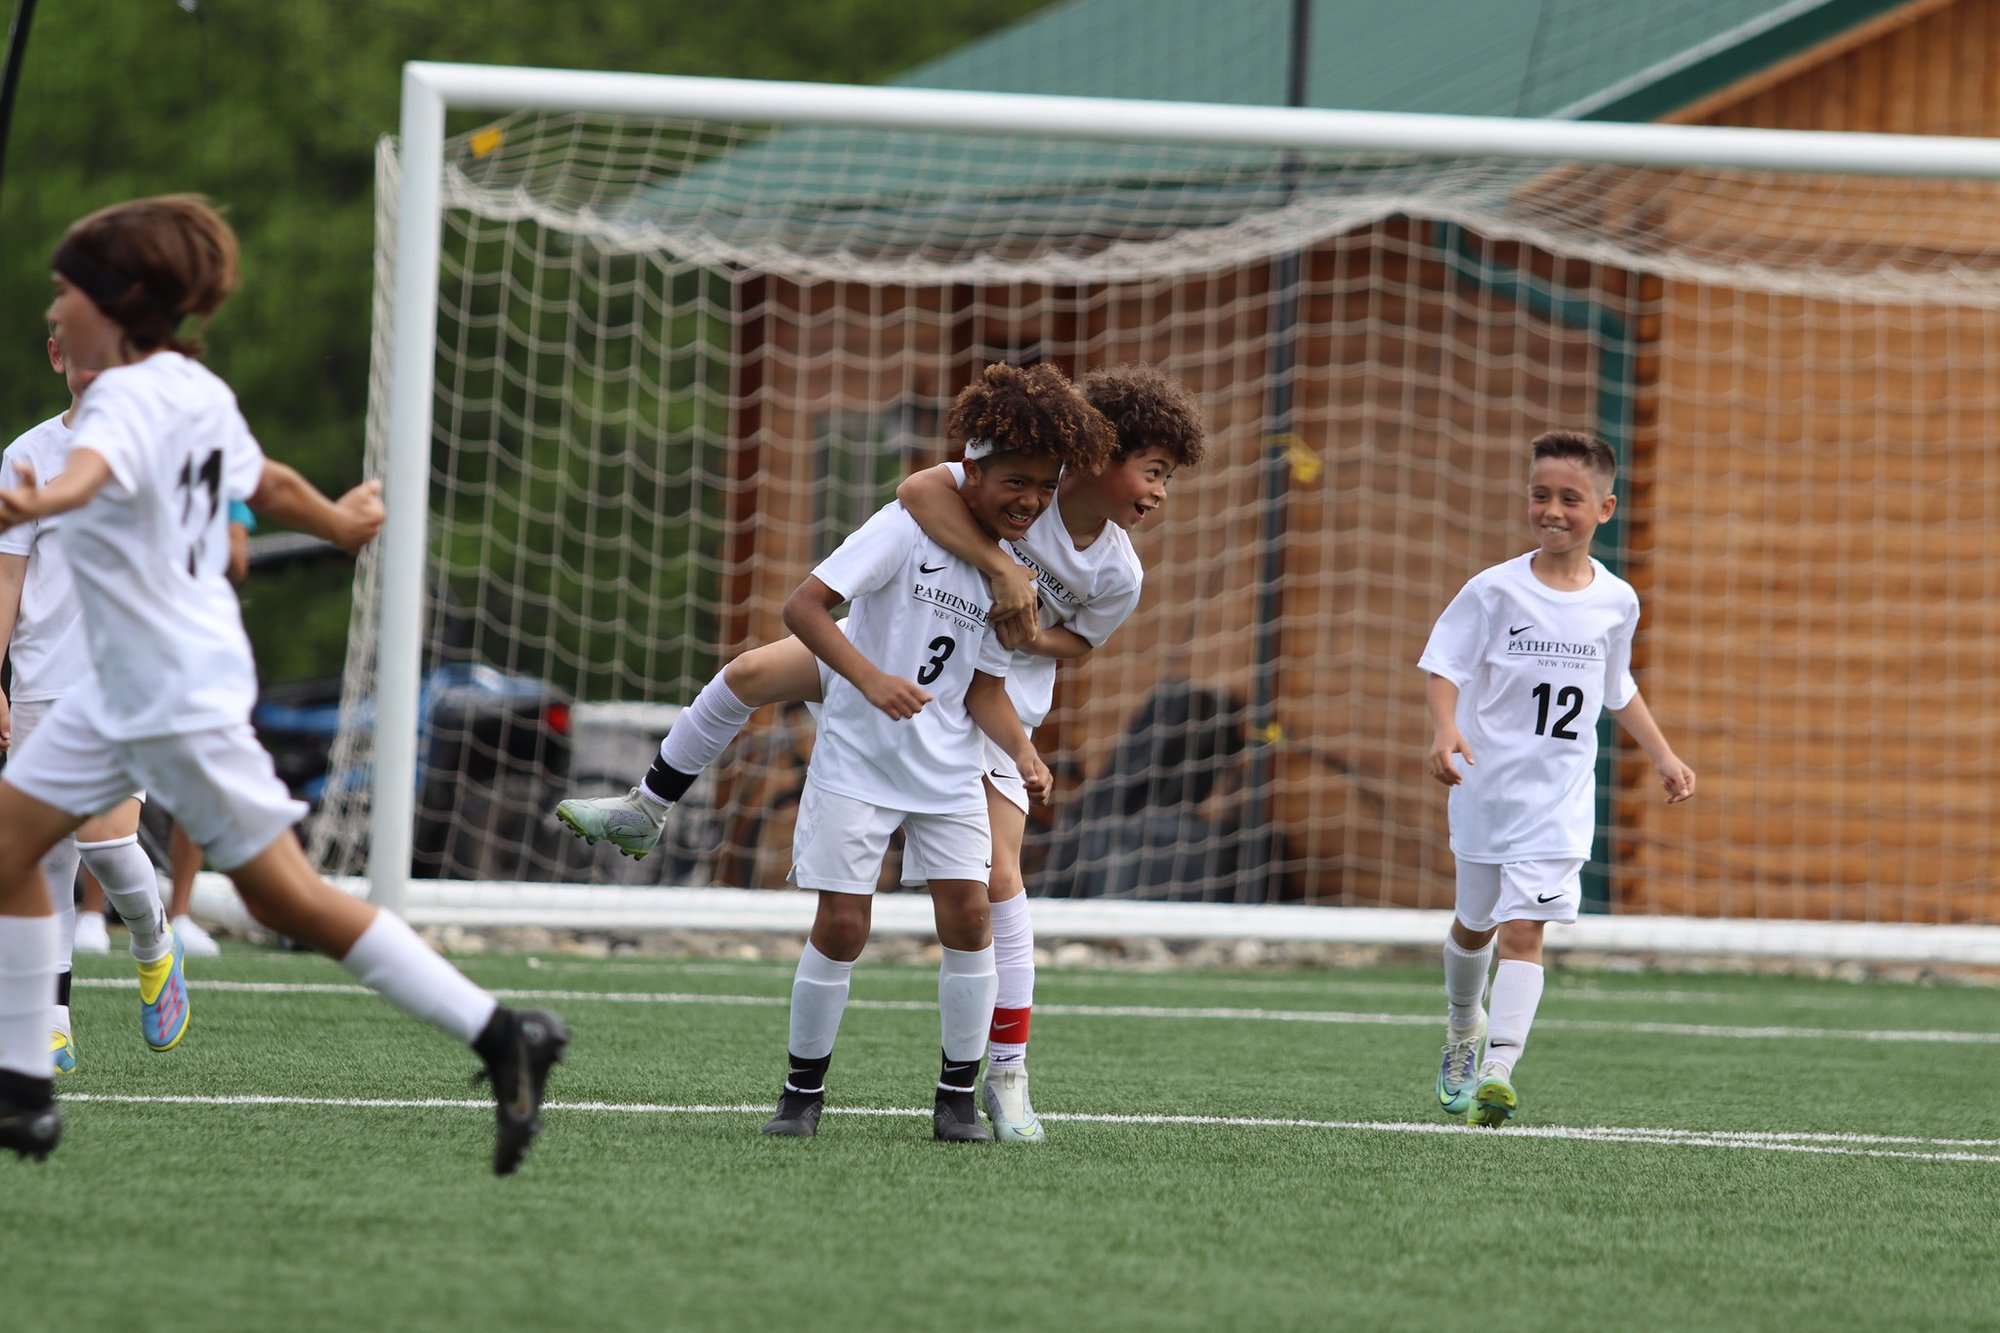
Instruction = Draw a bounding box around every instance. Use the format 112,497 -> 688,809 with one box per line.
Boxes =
472,1007 -> 516,1065
785,1051 -> 830,1095
642,756 -> 698,806
0,1068 -> 54,1109
937,1052 -> 980,1093
54,972 -> 71,1007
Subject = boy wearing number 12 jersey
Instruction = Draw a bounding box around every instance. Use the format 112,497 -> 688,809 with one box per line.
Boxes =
1419,430 -> 1694,1128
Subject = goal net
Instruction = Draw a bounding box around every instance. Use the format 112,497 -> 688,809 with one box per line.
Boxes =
309,67 -> 2000,966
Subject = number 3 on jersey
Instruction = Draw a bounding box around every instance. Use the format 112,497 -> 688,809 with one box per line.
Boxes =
916,635 -> 956,685
1531,681 -> 1583,739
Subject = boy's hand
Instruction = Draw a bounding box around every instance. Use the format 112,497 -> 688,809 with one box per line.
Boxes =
1016,747 -> 1053,805
987,562 -> 1038,625
862,671 -> 933,720
0,690 -> 11,751
330,479 -> 385,554
991,607 -> 1038,651
0,460 -> 48,532
1427,727 -> 1474,786
1657,755 -> 1696,804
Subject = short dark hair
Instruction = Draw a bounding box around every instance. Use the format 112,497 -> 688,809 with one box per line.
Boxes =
945,362 -> 1115,473
1081,364 -> 1206,469
1530,430 -> 1616,492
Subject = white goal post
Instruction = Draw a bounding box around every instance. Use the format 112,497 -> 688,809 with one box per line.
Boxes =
336,60 -> 2000,965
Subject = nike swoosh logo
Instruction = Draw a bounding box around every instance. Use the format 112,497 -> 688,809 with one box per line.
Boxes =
1536,891 -> 1565,903
989,768 -> 1009,780
993,1021 -> 1021,1033
919,562 -> 945,574
1509,624 -> 1534,637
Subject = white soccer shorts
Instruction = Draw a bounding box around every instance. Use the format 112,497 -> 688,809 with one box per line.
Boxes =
10,696 -> 145,805
978,732 -> 1031,815
790,777 -> 992,895
1453,857 -> 1586,931
6,695 -> 305,871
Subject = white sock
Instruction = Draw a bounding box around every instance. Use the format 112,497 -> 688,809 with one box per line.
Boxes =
78,836 -> 167,962
1443,935 -> 1494,1033
43,841 -> 79,965
1483,959 -> 1545,1075
939,944 -> 997,1070
52,1004 -> 70,1039
786,941 -> 853,1068
337,910 -> 498,1045
0,914 -> 58,1078
654,674 -> 757,790
987,895 -> 1035,1068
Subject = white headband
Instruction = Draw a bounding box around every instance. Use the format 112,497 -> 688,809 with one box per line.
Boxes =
962,437 -> 996,460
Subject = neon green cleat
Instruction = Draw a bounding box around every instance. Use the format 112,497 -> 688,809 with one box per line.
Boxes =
1471,1062 -> 1518,1128
553,788 -> 669,859
1435,1013 -> 1485,1116
50,1030 -> 77,1076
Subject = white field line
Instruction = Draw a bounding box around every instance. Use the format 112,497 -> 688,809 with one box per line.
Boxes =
59,1092 -> 2000,1165
73,977 -> 2000,1045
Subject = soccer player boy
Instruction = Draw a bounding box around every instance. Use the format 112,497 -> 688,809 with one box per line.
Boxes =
755,363 -> 1111,1141
1420,430 -> 1694,1127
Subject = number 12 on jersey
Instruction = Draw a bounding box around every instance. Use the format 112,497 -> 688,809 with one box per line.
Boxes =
1531,682 -> 1583,739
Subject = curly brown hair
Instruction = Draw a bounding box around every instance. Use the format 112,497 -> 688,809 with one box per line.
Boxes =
1081,364 -> 1206,469
945,362 -> 1115,474
56,194 -> 239,358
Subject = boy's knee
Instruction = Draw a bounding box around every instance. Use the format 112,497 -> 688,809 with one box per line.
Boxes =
810,894 -> 870,960
1496,918 -> 1545,958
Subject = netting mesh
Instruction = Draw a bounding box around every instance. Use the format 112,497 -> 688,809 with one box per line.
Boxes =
311,108 -> 2000,932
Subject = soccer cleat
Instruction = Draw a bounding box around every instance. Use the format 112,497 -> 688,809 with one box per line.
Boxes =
171,915 -> 222,958
1435,1012 -> 1487,1116
137,928 -> 190,1052
553,788 -> 670,860
50,1031 -> 78,1077
474,1007 -> 570,1175
980,1066 -> 1046,1144
0,1099 -> 63,1162
933,1087 -> 994,1143
1471,1061 -> 1518,1128
73,911 -> 111,955
761,1088 -> 825,1138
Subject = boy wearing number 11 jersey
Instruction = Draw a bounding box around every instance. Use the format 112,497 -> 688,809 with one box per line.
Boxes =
1419,430 -> 1695,1127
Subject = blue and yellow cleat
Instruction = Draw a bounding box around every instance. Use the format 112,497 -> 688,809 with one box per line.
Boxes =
50,1030 -> 77,1076
137,929 -> 191,1052
1435,1012 -> 1485,1116
1470,1063 -> 1517,1128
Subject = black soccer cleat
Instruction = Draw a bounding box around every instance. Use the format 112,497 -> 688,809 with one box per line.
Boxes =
761,1087 -> 825,1138
0,1099 -> 64,1162
932,1087 -> 993,1143
473,1006 -> 570,1175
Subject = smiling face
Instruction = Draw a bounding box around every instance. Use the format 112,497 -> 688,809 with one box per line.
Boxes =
1527,454 -> 1616,558
1081,444 -> 1177,531
960,451 -> 1065,541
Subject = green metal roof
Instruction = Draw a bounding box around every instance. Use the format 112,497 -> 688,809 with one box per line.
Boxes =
893,0 -> 1917,122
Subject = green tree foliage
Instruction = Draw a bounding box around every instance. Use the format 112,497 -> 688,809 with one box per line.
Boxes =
0,0 -> 1049,683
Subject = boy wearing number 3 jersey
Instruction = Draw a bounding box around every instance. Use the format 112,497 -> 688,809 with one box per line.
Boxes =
1419,430 -> 1694,1128
761,363 -> 1112,1143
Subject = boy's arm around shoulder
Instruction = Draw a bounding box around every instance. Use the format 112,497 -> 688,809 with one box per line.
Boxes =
896,464 -> 1038,627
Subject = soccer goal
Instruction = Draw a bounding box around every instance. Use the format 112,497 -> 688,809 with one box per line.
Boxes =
304,61 -> 2000,968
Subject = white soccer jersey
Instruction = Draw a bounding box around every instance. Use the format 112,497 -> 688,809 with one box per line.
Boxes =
58,353 -> 266,741
809,501 -> 1011,814
942,461 -> 1143,726
1418,552 -> 1640,863
0,414 -> 92,702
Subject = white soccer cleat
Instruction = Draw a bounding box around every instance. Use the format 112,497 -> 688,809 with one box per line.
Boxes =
553,787 -> 671,859
1435,1011 -> 1486,1116
171,914 -> 222,958
72,912 -> 111,955
1471,1060 -> 1518,1128
980,1066 -> 1046,1144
